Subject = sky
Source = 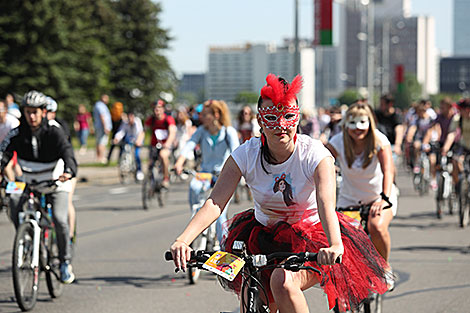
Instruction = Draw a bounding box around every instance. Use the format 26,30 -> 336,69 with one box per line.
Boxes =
157,0 -> 452,77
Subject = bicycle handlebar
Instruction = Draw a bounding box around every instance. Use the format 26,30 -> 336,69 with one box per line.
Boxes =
165,250 -> 340,266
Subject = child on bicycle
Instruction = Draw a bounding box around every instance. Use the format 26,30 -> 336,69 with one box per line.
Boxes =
326,102 -> 397,291
174,100 -> 239,246
113,111 -> 145,180
171,74 -> 390,312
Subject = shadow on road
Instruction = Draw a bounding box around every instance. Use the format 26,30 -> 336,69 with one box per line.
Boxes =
77,209 -> 188,239
78,206 -> 146,212
386,283 -> 470,300
75,272 -> 217,289
394,245 -> 470,254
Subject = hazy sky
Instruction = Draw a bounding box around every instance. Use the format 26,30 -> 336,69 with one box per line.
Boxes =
158,0 -> 452,76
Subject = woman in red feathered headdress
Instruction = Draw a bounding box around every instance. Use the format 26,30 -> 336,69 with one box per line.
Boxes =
170,74 -> 391,312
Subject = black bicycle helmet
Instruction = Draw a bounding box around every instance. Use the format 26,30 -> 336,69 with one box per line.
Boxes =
21,90 -> 47,108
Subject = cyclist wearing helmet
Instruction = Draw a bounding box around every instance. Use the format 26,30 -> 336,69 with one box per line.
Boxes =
0,90 -> 77,284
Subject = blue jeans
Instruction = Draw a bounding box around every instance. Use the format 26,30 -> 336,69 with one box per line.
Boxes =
78,129 -> 89,147
189,176 -> 228,243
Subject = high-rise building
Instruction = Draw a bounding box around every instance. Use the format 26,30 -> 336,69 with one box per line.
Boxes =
206,42 -> 315,110
374,0 -> 411,19
178,74 -> 205,102
340,0 -> 437,97
454,0 -> 470,56
440,57 -> 470,94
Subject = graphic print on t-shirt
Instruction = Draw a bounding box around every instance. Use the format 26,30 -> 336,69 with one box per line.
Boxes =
272,172 -> 296,207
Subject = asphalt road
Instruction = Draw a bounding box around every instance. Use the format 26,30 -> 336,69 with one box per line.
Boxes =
0,170 -> 469,313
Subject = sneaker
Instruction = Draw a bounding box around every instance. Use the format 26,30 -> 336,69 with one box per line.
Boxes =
60,261 -> 75,284
136,171 -> 144,181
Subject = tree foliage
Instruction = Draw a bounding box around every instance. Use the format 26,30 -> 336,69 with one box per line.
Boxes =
394,74 -> 422,109
337,89 -> 360,106
234,91 -> 259,105
0,0 -> 176,122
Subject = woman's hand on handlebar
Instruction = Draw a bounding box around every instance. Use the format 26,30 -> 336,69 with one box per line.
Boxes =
370,199 -> 388,217
170,239 -> 193,272
317,244 -> 343,266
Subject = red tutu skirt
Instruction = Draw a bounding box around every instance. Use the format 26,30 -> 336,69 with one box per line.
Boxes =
220,209 -> 391,312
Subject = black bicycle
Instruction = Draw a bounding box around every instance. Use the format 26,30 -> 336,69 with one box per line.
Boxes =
142,143 -> 166,209
166,241 -> 340,313
335,202 -> 392,313
435,152 -> 457,219
8,180 -> 64,311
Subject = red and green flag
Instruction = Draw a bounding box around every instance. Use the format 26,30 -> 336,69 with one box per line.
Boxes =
314,0 -> 333,46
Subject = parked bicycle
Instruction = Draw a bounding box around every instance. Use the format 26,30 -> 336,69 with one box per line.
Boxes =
118,142 -> 137,184
457,153 -> 470,227
336,201 -> 392,313
142,143 -> 166,209
435,152 -> 457,219
165,240 -> 337,313
7,179 -> 64,311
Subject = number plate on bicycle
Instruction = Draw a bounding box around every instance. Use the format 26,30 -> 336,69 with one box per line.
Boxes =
196,172 -> 213,181
342,211 -> 361,222
6,182 -> 26,194
202,251 -> 245,281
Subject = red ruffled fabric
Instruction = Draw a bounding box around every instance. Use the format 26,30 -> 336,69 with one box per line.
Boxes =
220,209 -> 390,312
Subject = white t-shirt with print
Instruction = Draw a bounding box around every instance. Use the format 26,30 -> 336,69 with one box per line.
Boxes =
231,134 -> 332,227
329,130 -> 390,208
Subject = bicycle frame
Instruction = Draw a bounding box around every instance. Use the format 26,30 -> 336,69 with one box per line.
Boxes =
166,242 -> 323,313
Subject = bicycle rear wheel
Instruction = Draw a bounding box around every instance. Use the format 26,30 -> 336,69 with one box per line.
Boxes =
459,179 -> 470,227
12,223 -> 38,311
45,228 -> 64,298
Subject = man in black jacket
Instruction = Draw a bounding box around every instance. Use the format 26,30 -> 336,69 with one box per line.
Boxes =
0,90 -> 77,284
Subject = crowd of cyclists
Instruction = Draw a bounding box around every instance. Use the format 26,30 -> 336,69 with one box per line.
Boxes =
1,79 -> 470,312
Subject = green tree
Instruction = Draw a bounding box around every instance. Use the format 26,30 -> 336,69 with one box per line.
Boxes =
234,91 -> 259,105
0,0 -> 111,122
337,89 -> 360,106
0,0 -> 176,122
105,0 -> 177,114
394,74 -> 422,109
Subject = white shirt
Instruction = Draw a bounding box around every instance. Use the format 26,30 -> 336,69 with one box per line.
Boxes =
329,130 -> 390,208
114,117 -> 143,143
231,134 -> 332,226
0,114 -> 20,142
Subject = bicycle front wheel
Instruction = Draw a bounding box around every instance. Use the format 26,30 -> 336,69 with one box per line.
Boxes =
188,233 -> 207,284
45,228 -> 64,298
142,169 -> 157,210
12,223 -> 38,311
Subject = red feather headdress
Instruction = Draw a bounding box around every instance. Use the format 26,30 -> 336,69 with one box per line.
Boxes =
260,74 -> 303,107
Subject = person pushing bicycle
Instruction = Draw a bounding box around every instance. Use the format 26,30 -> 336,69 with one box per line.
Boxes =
0,90 -> 77,284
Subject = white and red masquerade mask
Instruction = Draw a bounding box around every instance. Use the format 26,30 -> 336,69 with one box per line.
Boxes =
259,103 -> 300,130
259,74 -> 303,130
